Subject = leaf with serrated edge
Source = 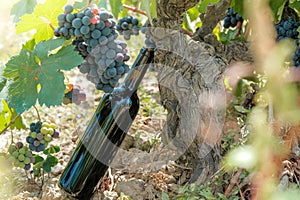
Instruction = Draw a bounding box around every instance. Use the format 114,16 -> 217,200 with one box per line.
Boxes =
22,39 -> 36,51
36,43 -> 83,108
74,0 -> 88,9
199,0 -> 219,13
187,5 -> 200,22
109,0 -> 123,19
140,0 -> 157,22
0,66 -> 6,93
289,1 -> 300,12
98,0 -> 108,9
34,38 -> 65,60
10,0 -> 37,23
16,0 -> 67,43
0,100 -> 12,131
4,50 -> 39,113
269,0 -> 287,21
3,40 -> 83,114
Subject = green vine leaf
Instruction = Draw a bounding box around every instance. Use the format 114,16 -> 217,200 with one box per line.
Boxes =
269,0 -> 287,21
0,100 -> 12,132
98,0 -> 108,9
3,38 -> 84,114
140,0 -> 157,22
199,0 -> 220,13
230,0 -> 244,17
43,155 -> 58,172
289,0 -> 300,12
74,0 -> 88,9
16,0 -> 67,43
10,0 -> 37,23
43,145 -> 60,155
109,0 -> 123,18
22,39 -> 36,51
0,81 -> 8,113
33,155 -> 44,164
187,5 -> 200,22
42,161 -> 52,172
0,67 -> 6,94
0,100 -> 26,131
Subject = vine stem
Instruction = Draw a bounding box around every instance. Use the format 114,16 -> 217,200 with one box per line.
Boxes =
182,29 -> 193,37
33,106 -> 41,122
0,114 -> 21,135
224,168 -> 244,197
122,4 -> 147,16
10,129 -> 14,144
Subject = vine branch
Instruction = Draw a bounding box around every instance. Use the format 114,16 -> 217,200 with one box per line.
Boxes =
122,4 -> 147,16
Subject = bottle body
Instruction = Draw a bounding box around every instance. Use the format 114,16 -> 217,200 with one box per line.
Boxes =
59,92 -> 139,199
59,48 -> 154,199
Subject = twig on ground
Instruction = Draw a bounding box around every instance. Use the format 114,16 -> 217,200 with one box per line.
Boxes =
225,168 -> 244,197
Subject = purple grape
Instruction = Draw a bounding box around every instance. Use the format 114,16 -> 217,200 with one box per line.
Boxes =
33,140 -> 40,147
24,164 -> 31,170
37,144 -> 45,152
36,133 -> 44,141
16,142 -> 23,149
29,144 -> 37,151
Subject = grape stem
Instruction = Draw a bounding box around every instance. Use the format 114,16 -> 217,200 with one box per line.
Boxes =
33,106 -> 41,122
233,20 -> 243,39
87,0 -> 92,7
122,4 -> 147,16
0,114 -> 21,135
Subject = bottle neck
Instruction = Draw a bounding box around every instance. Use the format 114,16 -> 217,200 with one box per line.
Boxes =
123,47 -> 155,92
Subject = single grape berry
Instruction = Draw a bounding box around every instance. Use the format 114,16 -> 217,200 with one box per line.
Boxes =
16,142 -> 23,149
82,16 -> 92,26
64,5 -> 74,14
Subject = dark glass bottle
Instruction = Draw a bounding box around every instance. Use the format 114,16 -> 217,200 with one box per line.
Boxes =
59,47 -> 155,199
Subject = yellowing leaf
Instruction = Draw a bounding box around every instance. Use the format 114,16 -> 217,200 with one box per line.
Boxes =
16,15 -> 54,42
16,0 -> 67,43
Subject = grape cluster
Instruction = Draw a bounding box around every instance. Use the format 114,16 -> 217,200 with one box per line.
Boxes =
63,84 -> 86,105
223,8 -> 243,29
54,5 -> 131,93
26,122 -> 59,152
275,17 -> 300,67
7,142 -> 34,170
116,16 -> 140,40
275,17 -> 299,41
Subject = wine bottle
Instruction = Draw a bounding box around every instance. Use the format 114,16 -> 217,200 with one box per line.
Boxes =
59,47 -> 155,199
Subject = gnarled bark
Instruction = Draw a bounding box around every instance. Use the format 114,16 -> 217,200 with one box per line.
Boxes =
147,0 -> 233,184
